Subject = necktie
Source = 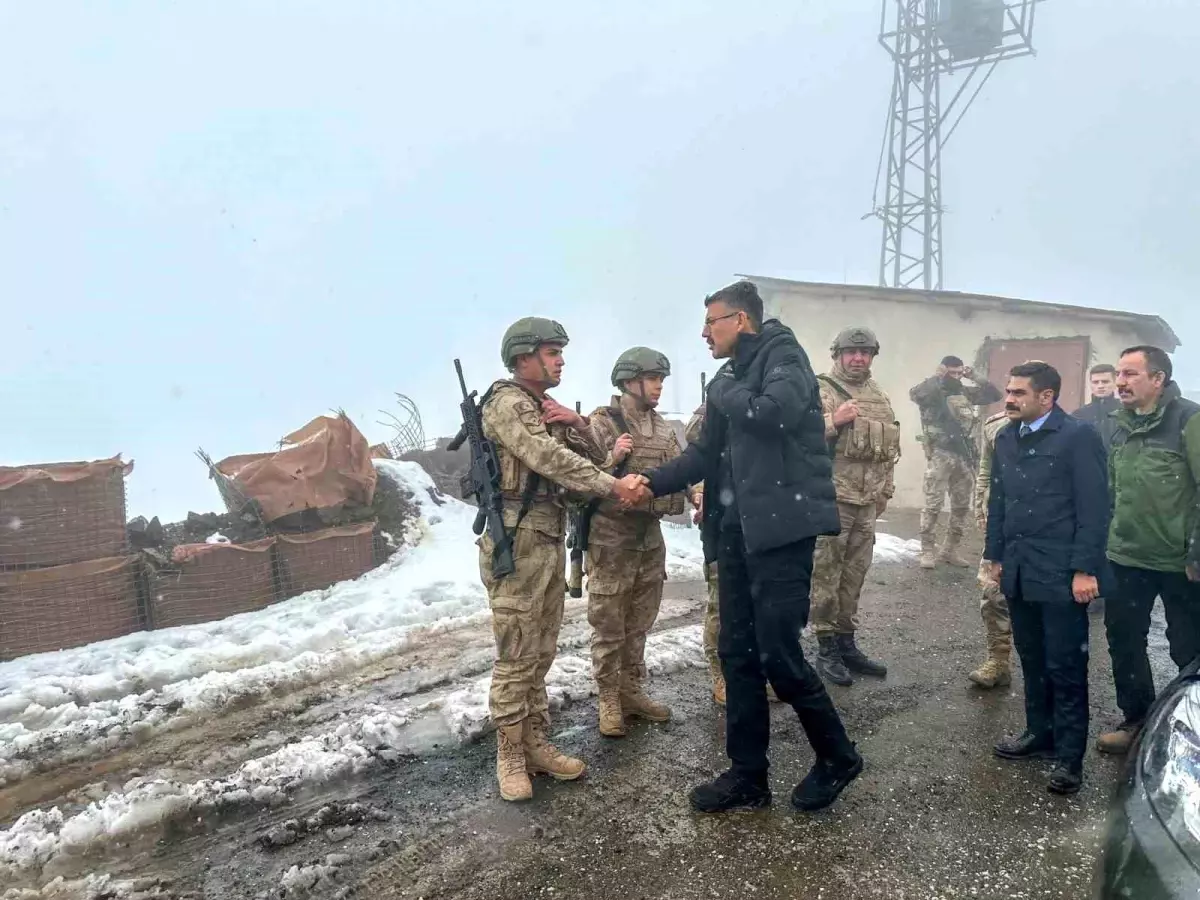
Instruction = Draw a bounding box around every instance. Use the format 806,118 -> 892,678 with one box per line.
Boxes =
1020,424 -> 1031,439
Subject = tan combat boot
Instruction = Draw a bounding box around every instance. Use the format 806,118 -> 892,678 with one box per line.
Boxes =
496,723 -> 533,802
968,655 -> 1012,689
919,538 -> 937,570
621,682 -> 671,723
524,717 -> 586,781
1096,723 -> 1141,755
937,548 -> 974,568
598,690 -> 626,737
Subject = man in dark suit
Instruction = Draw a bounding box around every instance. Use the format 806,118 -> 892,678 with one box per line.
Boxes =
633,280 -> 861,815
985,361 -> 1110,795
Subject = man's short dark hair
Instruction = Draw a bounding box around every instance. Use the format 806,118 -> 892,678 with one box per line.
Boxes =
705,280 -> 764,330
1089,363 -> 1116,377
1010,360 -> 1061,400
1120,345 -> 1173,382
941,355 -> 964,367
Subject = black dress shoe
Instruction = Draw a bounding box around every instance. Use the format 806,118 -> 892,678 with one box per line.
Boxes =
993,732 -> 1055,760
689,769 -> 771,813
1047,764 -> 1083,796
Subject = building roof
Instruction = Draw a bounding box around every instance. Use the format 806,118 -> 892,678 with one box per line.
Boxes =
739,276 -> 1181,351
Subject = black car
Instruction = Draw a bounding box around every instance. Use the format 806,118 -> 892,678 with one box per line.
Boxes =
1097,657 -> 1200,898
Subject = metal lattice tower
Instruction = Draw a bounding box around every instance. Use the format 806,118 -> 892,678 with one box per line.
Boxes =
871,0 -> 1041,290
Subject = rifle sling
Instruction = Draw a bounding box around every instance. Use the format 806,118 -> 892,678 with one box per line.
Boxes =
817,374 -> 854,457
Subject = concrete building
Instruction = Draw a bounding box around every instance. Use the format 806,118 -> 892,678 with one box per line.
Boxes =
750,276 -> 1180,509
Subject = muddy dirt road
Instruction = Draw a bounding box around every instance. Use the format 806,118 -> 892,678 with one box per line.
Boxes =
3,513 -> 1175,900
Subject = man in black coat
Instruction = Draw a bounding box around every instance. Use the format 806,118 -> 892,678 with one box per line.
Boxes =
1072,363 -> 1121,451
985,361 -> 1110,796
633,280 -> 861,814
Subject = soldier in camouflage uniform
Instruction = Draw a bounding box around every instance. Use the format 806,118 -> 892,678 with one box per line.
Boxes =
586,348 -> 688,735
684,404 -> 724,704
478,317 -> 644,802
910,356 -> 1003,569
971,409 -> 1015,688
811,327 -> 901,686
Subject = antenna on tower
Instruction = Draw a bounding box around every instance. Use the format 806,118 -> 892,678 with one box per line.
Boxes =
868,0 -> 1043,291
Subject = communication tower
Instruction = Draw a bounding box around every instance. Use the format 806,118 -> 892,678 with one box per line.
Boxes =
870,0 -> 1042,291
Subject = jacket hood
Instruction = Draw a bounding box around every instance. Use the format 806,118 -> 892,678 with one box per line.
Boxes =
733,318 -> 797,369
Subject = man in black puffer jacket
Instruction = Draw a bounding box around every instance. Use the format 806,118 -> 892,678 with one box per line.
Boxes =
638,280 -> 862,815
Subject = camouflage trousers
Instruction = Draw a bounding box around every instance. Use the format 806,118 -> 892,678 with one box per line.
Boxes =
478,525 -> 566,728
703,562 -> 720,668
920,448 -> 974,547
586,542 -> 667,691
811,501 -> 877,636
976,558 -> 1012,655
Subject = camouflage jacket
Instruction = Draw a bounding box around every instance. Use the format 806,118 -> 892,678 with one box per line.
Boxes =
481,381 -> 616,538
909,375 -> 1002,460
683,404 -> 707,500
587,395 -> 686,550
819,367 -> 900,505
973,411 -> 1012,528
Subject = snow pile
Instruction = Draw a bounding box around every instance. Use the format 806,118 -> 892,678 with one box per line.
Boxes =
0,625 -> 706,883
873,533 -> 922,563
661,522 -> 705,580
0,461 -> 490,786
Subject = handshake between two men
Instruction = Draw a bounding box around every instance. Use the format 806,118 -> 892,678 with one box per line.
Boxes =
611,472 -> 653,509
539,396 -> 650,511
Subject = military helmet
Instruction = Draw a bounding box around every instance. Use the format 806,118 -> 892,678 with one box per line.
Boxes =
831,326 -> 881,357
500,316 -> 570,368
611,346 -> 671,388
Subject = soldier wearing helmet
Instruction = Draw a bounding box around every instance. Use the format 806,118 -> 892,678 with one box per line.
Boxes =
909,354 -> 1003,569
583,347 -> 687,737
480,317 -> 647,803
810,326 -> 902,688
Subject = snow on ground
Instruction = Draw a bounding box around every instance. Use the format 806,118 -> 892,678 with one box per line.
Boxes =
0,456 -> 919,887
0,463 -> 708,788
0,625 -> 707,885
873,533 -> 922,563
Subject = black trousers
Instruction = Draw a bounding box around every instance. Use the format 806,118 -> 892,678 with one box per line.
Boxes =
717,527 -> 854,779
1008,577 -> 1090,769
1105,563 -> 1200,726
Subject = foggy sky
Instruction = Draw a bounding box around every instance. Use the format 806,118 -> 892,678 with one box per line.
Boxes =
2,1 -> 1196,519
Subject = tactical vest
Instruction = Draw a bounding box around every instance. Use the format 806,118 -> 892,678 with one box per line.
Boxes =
821,373 -> 901,465
592,400 -> 687,518
486,381 -> 572,505
946,393 -> 982,448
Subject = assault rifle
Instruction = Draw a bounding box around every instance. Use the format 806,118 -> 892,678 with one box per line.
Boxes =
447,359 -> 515,578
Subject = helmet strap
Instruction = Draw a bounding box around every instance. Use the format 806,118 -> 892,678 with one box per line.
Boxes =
621,377 -> 652,410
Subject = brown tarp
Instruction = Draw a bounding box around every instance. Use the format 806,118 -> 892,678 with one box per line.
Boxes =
275,522 -> 378,598
150,538 -> 278,629
0,456 -> 133,568
215,415 -> 377,524
0,556 -> 142,660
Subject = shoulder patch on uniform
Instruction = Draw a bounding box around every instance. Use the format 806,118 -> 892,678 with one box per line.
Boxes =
490,384 -> 543,429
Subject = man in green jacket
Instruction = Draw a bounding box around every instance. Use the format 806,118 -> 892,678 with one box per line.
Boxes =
1098,345 -> 1200,755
